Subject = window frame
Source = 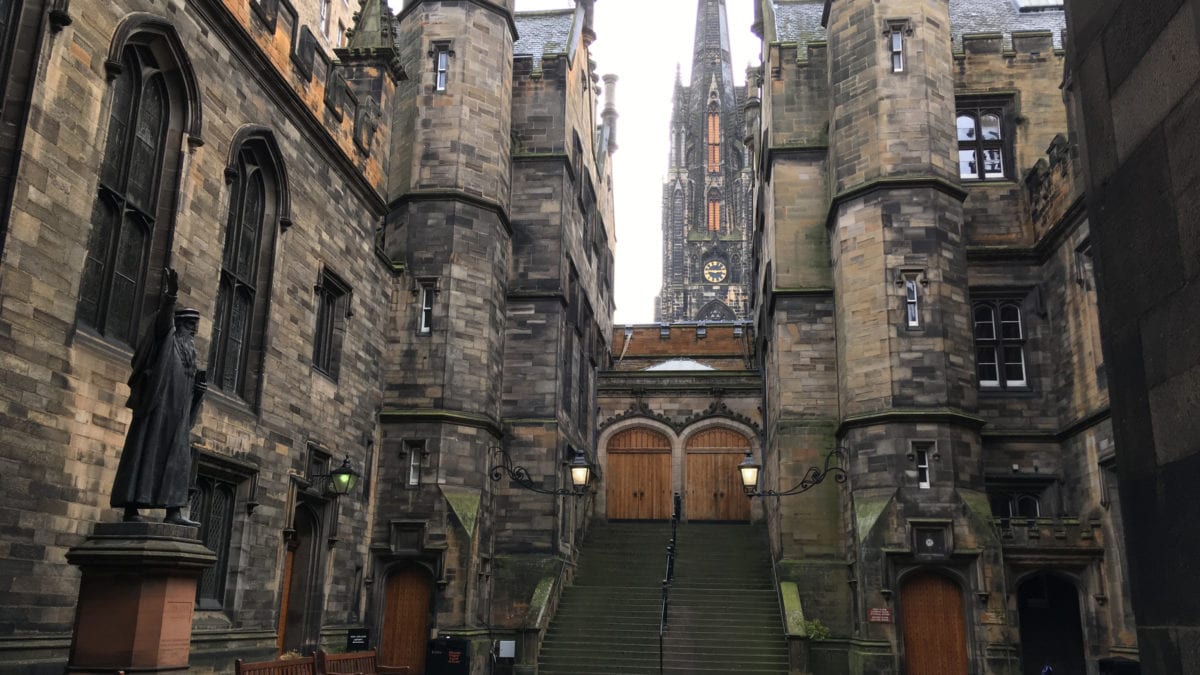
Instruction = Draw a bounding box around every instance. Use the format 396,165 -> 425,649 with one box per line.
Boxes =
404,440 -> 425,488
430,41 -> 453,93
972,296 -> 1029,390
312,267 -> 351,379
79,46 -> 175,345
912,441 -> 934,489
210,139 -> 284,401
706,104 -> 721,173
319,0 -> 331,38
897,269 -> 926,330
956,98 -> 1014,182
417,279 -> 437,335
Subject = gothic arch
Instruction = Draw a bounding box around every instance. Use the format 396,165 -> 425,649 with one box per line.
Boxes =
696,300 -> 735,322
226,125 -> 292,230
597,419 -> 680,520
105,12 -> 203,143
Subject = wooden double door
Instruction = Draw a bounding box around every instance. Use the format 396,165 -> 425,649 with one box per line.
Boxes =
605,426 -> 750,521
607,428 -> 672,519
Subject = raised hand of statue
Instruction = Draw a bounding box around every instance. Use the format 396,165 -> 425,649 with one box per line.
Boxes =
164,267 -> 179,297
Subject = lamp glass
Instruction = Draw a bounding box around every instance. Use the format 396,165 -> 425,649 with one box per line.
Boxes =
569,451 -> 591,489
738,452 -> 761,493
328,457 -> 360,496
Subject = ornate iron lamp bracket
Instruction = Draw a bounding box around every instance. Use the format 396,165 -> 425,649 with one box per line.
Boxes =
488,446 -> 590,497
747,446 -> 849,497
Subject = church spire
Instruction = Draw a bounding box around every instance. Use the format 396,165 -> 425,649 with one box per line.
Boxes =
689,0 -> 735,114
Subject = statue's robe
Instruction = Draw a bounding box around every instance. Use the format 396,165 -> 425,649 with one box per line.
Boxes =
110,295 -> 197,509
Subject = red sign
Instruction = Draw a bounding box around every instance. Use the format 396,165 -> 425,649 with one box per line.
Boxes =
867,607 -> 893,623
447,652 -> 462,664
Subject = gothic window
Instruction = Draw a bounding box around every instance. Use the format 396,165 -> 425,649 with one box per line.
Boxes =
706,189 -> 721,232
957,101 -> 1012,181
973,299 -> 1027,389
706,105 -> 720,172
210,133 -> 286,402
312,268 -> 351,379
79,45 -> 179,345
988,485 -> 1048,525
191,473 -> 236,608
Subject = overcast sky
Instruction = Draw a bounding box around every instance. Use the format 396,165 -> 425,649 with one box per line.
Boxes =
390,1 -> 762,323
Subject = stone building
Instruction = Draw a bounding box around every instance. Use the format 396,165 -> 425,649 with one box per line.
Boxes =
0,0 -> 614,672
742,0 -> 1137,671
656,0 -> 755,322
1060,0 -> 1200,671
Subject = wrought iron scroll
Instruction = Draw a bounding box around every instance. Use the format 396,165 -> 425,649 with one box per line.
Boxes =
488,445 -> 584,497
753,446 -> 848,497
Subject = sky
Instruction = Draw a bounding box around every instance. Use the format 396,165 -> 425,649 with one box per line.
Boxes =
389,1 -> 762,323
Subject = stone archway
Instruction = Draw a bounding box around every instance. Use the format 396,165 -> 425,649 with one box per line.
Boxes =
1017,572 -> 1086,675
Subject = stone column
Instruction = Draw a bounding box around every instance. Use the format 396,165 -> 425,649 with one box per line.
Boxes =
65,522 -> 215,674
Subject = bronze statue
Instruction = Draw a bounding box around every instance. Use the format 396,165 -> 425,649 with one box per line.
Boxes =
110,268 -> 207,526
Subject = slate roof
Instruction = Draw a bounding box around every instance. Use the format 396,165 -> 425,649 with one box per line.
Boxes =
949,0 -> 1065,49
770,0 -> 1065,51
514,9 -> 576,68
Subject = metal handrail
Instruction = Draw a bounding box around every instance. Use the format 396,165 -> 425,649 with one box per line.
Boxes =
659,493 -> 681,675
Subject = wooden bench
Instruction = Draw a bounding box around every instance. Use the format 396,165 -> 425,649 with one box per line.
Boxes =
234,650 -> 407,675
318,650 -> 409,674
234,655 -> 317,675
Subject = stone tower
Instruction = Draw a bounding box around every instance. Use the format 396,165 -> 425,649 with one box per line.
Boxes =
657,0 -> 754,322
382,0 -> 516,639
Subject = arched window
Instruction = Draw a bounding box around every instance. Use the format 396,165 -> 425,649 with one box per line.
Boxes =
210,130 -> 287,402
706,188 -> 721,232
78,17 -> 200,345
706,104 -> 720,172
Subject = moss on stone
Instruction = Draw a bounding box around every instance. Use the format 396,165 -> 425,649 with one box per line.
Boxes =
439,485 -> 481,538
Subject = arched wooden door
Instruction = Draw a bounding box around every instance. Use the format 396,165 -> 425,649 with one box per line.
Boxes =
380,564 -> 432,672
685,428 -> 750,521
606,427 -> 672,520
901,572 -> 969,675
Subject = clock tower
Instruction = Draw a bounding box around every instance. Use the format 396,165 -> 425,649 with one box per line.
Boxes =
655,0 -> 754,322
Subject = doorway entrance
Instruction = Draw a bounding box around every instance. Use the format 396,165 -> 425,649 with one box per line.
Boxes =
380,563 -> 433,672
1018,573 -> 1087,675
279,504 -> 322,654
606,427 -> 672,519
900,571 -> 969,675
684,427 -> 750,521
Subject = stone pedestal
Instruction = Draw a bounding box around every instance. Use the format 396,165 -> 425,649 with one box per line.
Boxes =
65,522 -> 216,674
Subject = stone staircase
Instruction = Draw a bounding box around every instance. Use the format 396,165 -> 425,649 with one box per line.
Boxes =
538,521 -> 789,674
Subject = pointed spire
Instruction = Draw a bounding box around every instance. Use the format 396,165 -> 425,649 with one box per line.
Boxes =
337,0 -> 406,81
688,0 -> 735,111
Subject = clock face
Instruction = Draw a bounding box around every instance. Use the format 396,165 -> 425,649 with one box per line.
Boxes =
703,260 -> 728,283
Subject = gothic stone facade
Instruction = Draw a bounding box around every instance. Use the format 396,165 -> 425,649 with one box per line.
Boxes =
742,0 -> 1137,672
0,0 -> 614,672
657,0 -> 755,322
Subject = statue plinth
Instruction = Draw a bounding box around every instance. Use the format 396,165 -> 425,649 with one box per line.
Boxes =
65,522 -> 216,674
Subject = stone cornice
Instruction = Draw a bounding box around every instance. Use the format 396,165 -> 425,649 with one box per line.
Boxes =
826,176 -> 969,230
837,408 -> 988,436
378,408 -> 503,437
388,190 -> 512,236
